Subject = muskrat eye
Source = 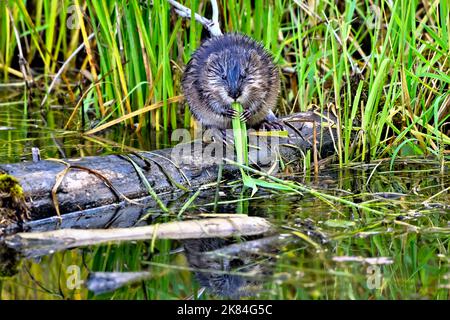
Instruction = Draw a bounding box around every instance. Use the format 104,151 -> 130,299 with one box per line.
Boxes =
221,74 -> 227,80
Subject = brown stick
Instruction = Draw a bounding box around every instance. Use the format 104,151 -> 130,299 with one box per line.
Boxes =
168,0 -> 223,36
6,216 -> 272,257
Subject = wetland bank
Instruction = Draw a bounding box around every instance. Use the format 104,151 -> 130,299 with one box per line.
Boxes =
0,0 -> 449,300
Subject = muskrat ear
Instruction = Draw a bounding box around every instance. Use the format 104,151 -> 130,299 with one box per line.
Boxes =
206,53 -> 219,66
248,49 -> 262,69
249,49 -> 258,59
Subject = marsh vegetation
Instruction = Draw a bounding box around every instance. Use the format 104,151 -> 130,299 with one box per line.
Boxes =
0,0 -> 449,300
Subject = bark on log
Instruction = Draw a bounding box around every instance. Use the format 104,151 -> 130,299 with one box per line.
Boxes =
0,111 -> 337,222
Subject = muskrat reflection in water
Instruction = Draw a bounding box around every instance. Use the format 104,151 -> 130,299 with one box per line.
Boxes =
182,237 -> 274,298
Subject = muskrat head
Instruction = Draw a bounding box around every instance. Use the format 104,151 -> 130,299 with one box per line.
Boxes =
204,49 -> 265,107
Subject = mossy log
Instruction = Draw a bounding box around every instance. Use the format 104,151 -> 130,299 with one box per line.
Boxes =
0,111 -> 337,225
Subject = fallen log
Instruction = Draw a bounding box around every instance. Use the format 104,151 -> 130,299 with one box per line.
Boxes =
0,111 -> 337,222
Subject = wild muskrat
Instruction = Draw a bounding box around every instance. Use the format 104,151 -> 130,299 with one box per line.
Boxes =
181,33 -> 282,131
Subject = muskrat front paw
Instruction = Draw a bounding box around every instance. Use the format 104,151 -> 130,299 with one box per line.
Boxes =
258,119 -> 284,131
224,108 -> 239,119
239,109 -> 252,122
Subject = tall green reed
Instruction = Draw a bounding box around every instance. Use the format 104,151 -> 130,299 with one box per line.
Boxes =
0,0 -> 448,164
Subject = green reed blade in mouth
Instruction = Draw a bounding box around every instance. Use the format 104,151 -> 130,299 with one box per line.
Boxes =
231,102 -> 248,166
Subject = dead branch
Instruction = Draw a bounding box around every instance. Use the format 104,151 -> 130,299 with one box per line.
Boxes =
41,33 -> 95,107
5,216 -> 272,257
168,0 -> 222,36
7,8 -> 33,87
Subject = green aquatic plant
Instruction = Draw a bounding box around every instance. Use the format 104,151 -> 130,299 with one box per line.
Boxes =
231,102 -> 301,196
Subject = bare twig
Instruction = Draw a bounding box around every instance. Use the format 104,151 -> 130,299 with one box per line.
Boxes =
8,8 -> 33,87
293,0 -> 322,22
41,33 -> 95,107
29,5 -> 88,108
168,0 -> 222,36
47,158 -> 143,217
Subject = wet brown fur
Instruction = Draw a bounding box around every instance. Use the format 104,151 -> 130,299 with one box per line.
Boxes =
181,33 -> 280,130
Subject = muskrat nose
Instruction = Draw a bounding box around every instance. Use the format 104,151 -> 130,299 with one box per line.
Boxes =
229,88 -> 241,100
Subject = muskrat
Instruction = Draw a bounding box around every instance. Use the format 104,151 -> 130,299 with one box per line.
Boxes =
181,33 -> 283,131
